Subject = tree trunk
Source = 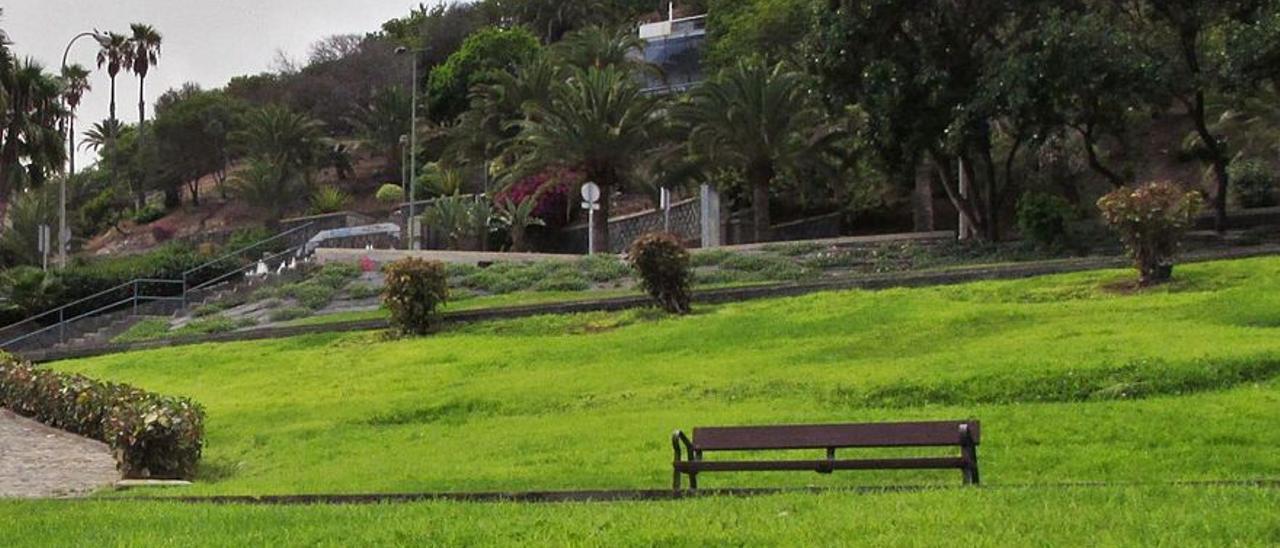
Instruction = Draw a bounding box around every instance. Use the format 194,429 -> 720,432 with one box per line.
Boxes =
0,124 -> 22,228
1178,27 -> 1229,232
138,75 -> 150,211
1079,125 -> 1125,188
912,160 -> 935,232
109,75 -> 118,202
749,162 -> 775,243
587,167 -> 613,254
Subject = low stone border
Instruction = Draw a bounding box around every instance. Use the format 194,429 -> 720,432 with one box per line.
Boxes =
23,244 -> 1280,364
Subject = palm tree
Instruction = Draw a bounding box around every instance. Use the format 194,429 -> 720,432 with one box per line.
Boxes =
447,56 -> 561,176
96,31 -> 130,197
230,157 -> 304,229
0,58 -> 67,226
232,104 -> 326,185
494,194 -> 545,252
59,64 -> 91,177
128,24 -> 161,205
678,60 -> 842,242
81,118 -> 126,152
350,86 -> 410,177
95,32 -> 129,125
515,66 -> 664,253
553,26 -> 659,79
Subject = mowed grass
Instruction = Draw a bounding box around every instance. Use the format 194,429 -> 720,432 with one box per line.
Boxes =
47,256 -> 1280,497
2,486 -> 1278,546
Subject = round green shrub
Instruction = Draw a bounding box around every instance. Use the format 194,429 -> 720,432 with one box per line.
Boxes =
1229,160 -> 1277,209
1016,192 -> 1075,250
376,184 -> 406,204
382,258 -> 449,335
627,233 -> 693,314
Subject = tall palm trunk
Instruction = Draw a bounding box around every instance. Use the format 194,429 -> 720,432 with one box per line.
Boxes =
137,74 -> 151,209
749,162 -> 775,243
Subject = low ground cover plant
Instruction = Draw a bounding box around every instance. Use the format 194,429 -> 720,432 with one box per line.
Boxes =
383,257 -> 449,335
1098,181 -> 1203,286
0,353 -> 203,479
628,233 -> 693,314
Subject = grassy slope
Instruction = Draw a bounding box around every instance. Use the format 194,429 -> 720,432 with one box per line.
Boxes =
10,257 -> 1280,544
48,257 -> 1280,496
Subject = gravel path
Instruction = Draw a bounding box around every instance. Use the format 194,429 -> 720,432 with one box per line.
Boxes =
0,409 -> 118,498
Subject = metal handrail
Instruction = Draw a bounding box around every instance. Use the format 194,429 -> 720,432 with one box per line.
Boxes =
182,222 -> 315,280
0,278 -> 145,336
0,224 -> 318,350
0,279 -> 186,349
188,243 -> 305,294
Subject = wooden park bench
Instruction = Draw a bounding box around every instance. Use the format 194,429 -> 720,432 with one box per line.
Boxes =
670,420 -> 980,490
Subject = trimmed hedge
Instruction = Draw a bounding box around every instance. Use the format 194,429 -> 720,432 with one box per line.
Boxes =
0,353 -> 204,480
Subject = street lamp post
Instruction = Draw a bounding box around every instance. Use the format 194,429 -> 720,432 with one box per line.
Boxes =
59,30 -> 101,269
395,46 -> 424,250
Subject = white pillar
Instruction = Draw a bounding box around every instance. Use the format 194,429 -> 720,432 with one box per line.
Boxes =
700,184 -> 722,248
958,158 -> 972,241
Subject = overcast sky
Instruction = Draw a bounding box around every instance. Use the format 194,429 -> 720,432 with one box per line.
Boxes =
5,0 -> 431,132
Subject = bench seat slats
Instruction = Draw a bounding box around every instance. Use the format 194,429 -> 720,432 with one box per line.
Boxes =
674,457 -> 968,473
692,421 -> 980,451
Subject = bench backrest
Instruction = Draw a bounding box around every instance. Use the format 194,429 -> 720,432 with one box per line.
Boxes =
692,420 -> 979,452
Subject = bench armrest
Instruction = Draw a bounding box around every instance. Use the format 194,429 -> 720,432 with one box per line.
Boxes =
672,430 -> 695,461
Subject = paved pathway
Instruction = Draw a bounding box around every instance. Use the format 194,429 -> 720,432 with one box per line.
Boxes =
0,409 -> 118,498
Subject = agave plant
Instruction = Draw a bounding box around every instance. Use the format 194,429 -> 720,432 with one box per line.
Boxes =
309,185 -> 351,215
494,194 -> 546,252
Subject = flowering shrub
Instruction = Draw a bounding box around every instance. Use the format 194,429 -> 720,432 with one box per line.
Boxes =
1097,181 -> 1203,286
494,169 -> 581,228
382,258 -> 449,335
0,353 -> 204,479
628,232 -> 693,314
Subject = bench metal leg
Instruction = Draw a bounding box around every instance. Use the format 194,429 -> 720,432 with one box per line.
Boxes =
689,473 -> 698,490
961,443 -> 980,485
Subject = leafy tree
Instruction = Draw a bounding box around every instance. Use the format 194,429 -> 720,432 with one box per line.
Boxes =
427,26 -> 542,122
810,0 -> 1061,241
705,0 -> 816,69
514,66 -> 665,253
151,87 -> 246,205
678,59 -> 842,242
1112,0 -> 1280,231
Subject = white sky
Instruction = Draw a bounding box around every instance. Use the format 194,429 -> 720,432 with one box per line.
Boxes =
4,0 -> 431,130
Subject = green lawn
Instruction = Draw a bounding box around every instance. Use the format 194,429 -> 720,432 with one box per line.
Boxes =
2,486 -> 1277,546
11,257 -> 1280,543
